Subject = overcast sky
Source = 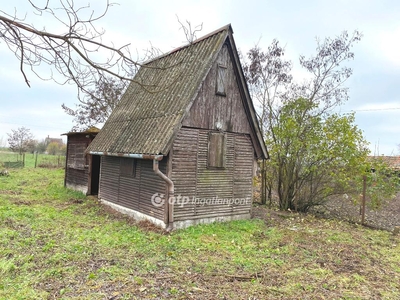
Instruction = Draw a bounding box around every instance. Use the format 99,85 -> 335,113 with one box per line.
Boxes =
0,0 -> 399,155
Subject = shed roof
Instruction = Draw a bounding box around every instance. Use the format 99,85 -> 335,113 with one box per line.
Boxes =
87,25 -> 267,159
62,126 -> 101,136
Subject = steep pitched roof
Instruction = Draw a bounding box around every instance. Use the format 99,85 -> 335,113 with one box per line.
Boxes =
45,136 -> 63,145
87,25 -> 267,159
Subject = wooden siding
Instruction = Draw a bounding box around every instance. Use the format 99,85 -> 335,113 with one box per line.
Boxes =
66,135 -> 88,169
174,42 -> 255,222
171,128 -> 198,220
99,156 -> 167,221
172,127 -> 253,221
65,134 -> 90,189
182,44 -> 252,135
233,134 -> 254,200
66,167 -> 87,187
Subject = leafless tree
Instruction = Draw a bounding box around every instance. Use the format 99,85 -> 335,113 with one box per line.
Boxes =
62,75 -> 127,130
7,127 -> 35,154
1,3 -> 205,131
0,0 -> 170,101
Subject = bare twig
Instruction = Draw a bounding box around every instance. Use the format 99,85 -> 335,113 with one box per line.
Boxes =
0,1 -> 184,102
176,16 -> 203,44
210,272 -> 265,281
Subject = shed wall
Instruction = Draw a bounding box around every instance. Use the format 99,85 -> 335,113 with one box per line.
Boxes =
65,135 -> 90,193
173,43 -> 255,223
99,156 -> 167,221
172,127 -> 254,221
182,44 -> 251,135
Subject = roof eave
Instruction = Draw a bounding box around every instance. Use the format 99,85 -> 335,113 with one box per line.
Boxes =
88,151 -> 163,161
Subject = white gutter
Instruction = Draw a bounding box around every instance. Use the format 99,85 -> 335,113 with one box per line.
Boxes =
89,151 -> 163,161
153,158 -> 174,231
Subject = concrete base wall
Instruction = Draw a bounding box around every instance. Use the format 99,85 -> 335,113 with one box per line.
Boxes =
66,183 -> 88,195
99,199 -> 250,230
172,213 -> 251,230
99,199 -> 167,229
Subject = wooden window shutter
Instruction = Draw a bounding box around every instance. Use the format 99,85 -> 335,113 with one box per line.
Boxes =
216,64 -> 227,96
120,158 -> 136,177
208,132 -> 226,168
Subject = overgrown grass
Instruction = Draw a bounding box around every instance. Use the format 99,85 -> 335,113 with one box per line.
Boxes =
0,168 -> 399,299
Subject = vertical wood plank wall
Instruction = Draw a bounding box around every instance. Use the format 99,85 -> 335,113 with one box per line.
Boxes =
182,44 -> 251,135
175,43 -> 256,222
65,135 -> 89,191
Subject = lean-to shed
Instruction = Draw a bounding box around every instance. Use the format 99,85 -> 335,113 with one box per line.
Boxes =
86,25 -> 268,229
63,127 -> 101,195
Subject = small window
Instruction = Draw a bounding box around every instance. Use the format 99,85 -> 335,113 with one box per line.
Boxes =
120,158 -> 136,177
216,64 -> 227,96
208,132 -> 226,168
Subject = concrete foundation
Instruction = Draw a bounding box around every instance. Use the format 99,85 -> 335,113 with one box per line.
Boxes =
66,183 -> 88,195
99,199 -> 250,230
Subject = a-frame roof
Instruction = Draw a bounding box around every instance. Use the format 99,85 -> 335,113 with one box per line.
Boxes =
87,25 -> 268,159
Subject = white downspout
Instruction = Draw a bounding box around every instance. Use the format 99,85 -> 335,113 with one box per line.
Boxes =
153,158 -> 174,231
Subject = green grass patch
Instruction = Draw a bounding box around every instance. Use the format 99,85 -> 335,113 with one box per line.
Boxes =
0,167 -> 399,299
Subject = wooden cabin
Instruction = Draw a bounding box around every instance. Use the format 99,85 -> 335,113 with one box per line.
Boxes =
63,127 -> 100,195
86,25 -> 268,229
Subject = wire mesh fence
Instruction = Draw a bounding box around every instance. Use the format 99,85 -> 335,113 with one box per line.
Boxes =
0,152 -> 66,169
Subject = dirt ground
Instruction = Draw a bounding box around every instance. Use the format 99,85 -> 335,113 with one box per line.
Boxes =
252,192 -> 400,232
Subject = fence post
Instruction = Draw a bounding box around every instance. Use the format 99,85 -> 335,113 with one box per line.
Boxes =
361,175 -> 366,225
260,159 -> 268,205
23,153 -> 25,167
35,152 -> 38,168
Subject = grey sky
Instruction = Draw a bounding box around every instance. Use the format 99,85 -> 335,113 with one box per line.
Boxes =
0,0 -> 399,155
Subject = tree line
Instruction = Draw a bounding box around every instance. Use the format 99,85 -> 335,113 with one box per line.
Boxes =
6,127 -> 66,156
241,32 -> 399,211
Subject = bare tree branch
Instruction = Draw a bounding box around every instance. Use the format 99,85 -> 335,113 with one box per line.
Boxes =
242,31 -> 364,210
176,16 -> 203,44
62,75 -> 127,130
0,1 -> 185,102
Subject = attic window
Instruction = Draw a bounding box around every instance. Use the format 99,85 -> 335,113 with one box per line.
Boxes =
216,64 -> 227,96
208,132 -> 226,168
120,158 -> 136,177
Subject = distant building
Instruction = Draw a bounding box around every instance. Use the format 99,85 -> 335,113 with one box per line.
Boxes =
368,156 -> 400,173
45,135 -> 63,146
